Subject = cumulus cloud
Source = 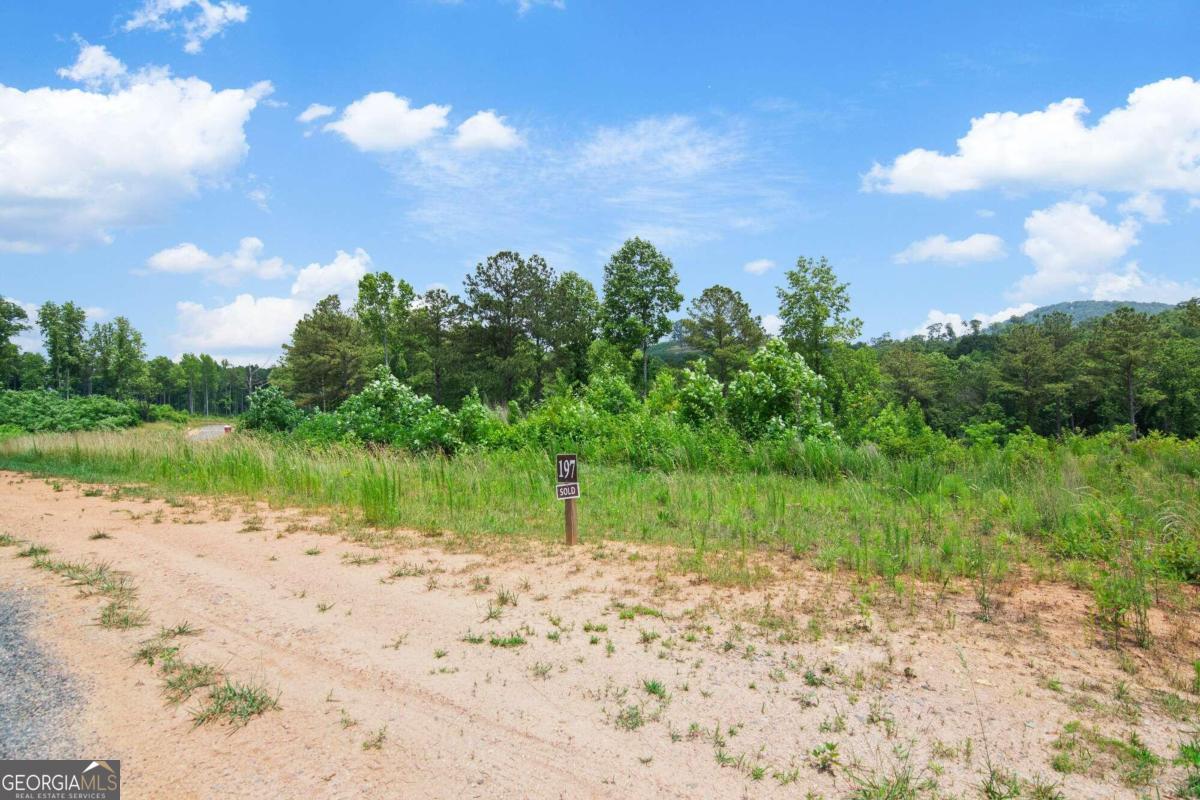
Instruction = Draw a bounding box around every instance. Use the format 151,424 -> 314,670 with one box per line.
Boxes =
56,40 -> 126,90
290,248 -> 371,299
145,236 -> 289,284
1016,201 -> 1140,299
296,102 -> 334,124
864,77 -> 1200,196
173,294 -> 308,356
893,233 -> 1006,265
762,314 -> 783,336
323,92 -> 450,152
743,258 -> 775,275
907,303 -> 1038,337
125,0 -> 249,54
0,43 -> 269,251
172,248 -> 370,356
1090,262 -> 1199,303
452,110 -> 522,151
1117,191 -> 1167,223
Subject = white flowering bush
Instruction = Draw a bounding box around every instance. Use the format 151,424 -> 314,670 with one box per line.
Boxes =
676,363 -> 724,427
727,340 -> 831,440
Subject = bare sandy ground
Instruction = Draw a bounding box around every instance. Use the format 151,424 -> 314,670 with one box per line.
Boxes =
0,471 -> 1196,799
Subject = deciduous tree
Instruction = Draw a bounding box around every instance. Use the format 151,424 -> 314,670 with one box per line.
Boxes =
776,256 -> 861,377
600,237 -> 682,395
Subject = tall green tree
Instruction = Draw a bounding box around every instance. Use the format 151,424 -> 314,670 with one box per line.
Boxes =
146,356 -> 181,405
600,237 -> 682,395
546,271 -> 600,386
410,288 -> 467,406
0,296 -> 29,387
36,301 -> 88,396
276,295 -> 371,410
95,317 -> 147,399
179,353 -> 202,413
997,322 -> 1058,431
354,271 -> 415,374
199,354 -> 220,415
15,352 -> 47,390
776,256 -> 861,377
1088,307 -> 1161,437
518,255 -> 556,400
464,251 -> 548,402
682,284 -> 765,385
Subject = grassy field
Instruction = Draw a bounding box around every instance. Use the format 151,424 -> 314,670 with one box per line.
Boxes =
2,425 -> 1197,611
2,425 -> 1199,796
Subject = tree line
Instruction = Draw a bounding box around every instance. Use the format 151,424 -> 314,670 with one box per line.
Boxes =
0,298 -> 271,416
3,234 -> 1198,438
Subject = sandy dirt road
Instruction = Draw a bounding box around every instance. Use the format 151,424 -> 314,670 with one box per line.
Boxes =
0,471 -> 1195,799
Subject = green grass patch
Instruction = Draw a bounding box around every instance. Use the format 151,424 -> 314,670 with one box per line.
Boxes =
1050,720 -> 1160,786
191,679 -> 280,727
1,427 -> 1198,596
489,633 -> 527,648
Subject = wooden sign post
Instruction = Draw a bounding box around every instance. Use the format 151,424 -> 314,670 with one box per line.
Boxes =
556,453 -> 579,545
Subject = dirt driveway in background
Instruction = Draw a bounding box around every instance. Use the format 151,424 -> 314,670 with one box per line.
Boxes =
0,471 -> 1195,799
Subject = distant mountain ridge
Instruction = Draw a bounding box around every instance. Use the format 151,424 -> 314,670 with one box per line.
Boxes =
1004,299 -> 1176,327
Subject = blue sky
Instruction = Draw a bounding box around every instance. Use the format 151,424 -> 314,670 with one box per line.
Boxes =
2,1 -> 1198,363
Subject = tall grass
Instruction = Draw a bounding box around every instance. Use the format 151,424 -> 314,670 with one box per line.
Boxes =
1,427 -> 1197,589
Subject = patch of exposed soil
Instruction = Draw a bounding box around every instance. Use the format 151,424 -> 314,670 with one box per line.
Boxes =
0,471 -> 1196,799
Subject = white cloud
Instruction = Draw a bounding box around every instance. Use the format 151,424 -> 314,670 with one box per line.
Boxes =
906,303 -> 1037,337
515,0 -> 565,13
1117,191 -> 1167,223
864,77 -> 1200,196
172,248 -> 370,356
743,258 -> 775,275
246,186 -> 270,211
453,110 -> 522,151
762,314 -> 782,336
145,236 -> 289,284
173,294 -> 307,354
296,102 -> 334,124
56,40 -> 126,90
0,44 -> 269,251
375,111 -> 795,255
290,248 -> 371,299
1016,201 -> 1140,299
1090,262 -> 1199,303
975,209 -> 995,218
324,92 -> 450,152
1189,198 -> 1200,212
893,233 -> 1006,265
125,0 -> 250,54
578,115 -> 739,179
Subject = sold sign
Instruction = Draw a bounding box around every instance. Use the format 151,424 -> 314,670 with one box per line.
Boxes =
556,453 -> 579,545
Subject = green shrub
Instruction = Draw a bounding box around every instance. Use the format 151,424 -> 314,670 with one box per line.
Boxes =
293,411 -> 342,445
862,401 -> 947,459
583,367 -> 637,415
242,386 -> 303,433
335,367 -> 460,453
145,403 -> 188,423
455,389 -> 505,448
726,341 -> 831,440
0,390 -> 139,432
676,363 -> 724,427
644,371 -> 678,416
